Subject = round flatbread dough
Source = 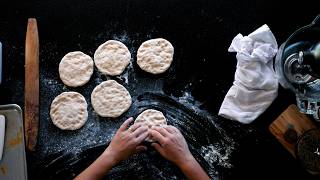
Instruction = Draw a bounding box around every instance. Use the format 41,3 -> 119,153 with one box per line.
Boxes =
50,92 -> 88,130
94,40 -> 131,76
91,80 -> 132,118
134,109 -> 167,142
59,51 -> 94,87
137,38 -> 174,74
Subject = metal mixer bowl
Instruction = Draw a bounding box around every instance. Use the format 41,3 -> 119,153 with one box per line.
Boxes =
275,15 -> 320,118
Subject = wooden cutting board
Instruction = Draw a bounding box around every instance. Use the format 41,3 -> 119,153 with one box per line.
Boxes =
269,104 -> 317,157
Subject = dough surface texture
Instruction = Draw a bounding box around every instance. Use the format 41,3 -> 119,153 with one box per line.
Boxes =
134,109 -> 167,141
59,51 -> 93,87
91,80 -> 132,118
94,40 -> 131,76
137,38 -> 174,74
50,92 -> 88,130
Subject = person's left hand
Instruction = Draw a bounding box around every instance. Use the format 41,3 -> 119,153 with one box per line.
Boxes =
103,117 -> 148,165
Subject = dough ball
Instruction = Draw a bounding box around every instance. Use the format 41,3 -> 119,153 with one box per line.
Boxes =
94,40 -> 131,76
59,51 -> 94,87
50,92 -> 88,130
137,38 -> 174,74
134,109 -> 167,142
91,80 -> 132,118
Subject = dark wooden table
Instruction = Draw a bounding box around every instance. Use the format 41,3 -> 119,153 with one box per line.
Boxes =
0,0 -> 319,179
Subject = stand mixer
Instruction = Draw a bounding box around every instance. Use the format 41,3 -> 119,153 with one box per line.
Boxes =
275,15 -> 320,120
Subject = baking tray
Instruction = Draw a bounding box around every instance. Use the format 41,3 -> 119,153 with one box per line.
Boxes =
0,104 -> 28,180
0,42 -> 2,84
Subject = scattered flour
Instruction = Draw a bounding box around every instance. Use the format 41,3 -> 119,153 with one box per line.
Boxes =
200,144 -> 234,168
177,91 -> 203,114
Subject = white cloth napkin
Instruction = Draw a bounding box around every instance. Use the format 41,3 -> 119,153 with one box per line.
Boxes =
218,24 -> 278,124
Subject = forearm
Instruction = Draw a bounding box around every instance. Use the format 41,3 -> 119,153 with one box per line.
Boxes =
178,157 -> 211,180
75,151 -> 116,180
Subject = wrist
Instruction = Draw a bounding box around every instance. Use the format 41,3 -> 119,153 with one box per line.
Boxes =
177,155 -> 210,180
101,149 -> 119,166
176,154 -> 197,170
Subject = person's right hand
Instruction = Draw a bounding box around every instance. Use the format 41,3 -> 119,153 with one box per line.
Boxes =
76,118 -> 149,180
103,117 -> 148,165
149,125 -> 194,167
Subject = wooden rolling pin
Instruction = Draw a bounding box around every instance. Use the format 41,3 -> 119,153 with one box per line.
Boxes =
25,18 -> 39,151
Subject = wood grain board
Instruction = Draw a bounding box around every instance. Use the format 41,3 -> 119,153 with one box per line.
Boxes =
24,18 -> 39,151
269,104 -> 317,157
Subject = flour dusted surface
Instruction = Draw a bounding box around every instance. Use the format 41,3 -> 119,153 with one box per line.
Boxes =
94,40 -> 131,76
59,51 -> 93,87
137,38 -> 174,74
91,80 -> 132,118
50,92 -> 88,130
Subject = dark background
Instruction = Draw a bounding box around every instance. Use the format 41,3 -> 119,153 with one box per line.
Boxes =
0,0 -> 319,179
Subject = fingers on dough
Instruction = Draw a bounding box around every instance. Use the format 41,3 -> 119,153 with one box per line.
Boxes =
120,117 -> 134,131
134,109 -> 167,142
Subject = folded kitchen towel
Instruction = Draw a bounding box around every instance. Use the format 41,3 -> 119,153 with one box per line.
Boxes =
219,24 -> 278,124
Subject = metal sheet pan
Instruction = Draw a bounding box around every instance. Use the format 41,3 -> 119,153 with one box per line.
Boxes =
0,104 -> 28,180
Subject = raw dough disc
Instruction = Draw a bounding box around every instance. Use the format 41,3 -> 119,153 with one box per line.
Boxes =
134,109 -> 167,142
94,40 -> 131,76
137,38 -> 174,74
91,80 -> 132,118
59,51 -> 94,87
50,92 -> 88,130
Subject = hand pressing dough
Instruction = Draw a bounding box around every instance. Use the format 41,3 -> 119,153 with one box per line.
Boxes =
50,92 -> 88,130
137,38 -> 174,74
134,109 -> 167,142
59,51 -> 94,87
94,40 -> 131,76
91,80 -> 132,118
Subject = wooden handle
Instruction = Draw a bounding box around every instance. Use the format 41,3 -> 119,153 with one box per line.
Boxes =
25,18 -> 39,151
269,104 -> 316,157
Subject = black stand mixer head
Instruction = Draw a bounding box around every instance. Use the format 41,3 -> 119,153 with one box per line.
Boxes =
275,15 -> 320,120
297,43 -> 320,79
